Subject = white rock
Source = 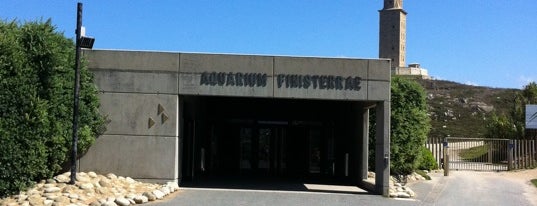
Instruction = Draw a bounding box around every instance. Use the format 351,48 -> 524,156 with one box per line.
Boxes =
18,194 -> 29,201
88,172 -> 98,178
125,177 -> 136,184
114,197 -> 130,206
90,201 -> 101,206
142,192 -> 156,201
69,194 -> 79,199
101,201 -> 118,206
133,196 -> 148,204
159,186 -> 171,195
44,187 -> 61,193
396,191 -> 411,198
99,180 -> 111,187
152,190 -> 165,199
166,182 -> 179,192
106,173 -> 117,179
407,189 -> 416,197
79,183 -> 94,190
44,194 -> 59,200
44,199 -> 54,205
125,193 -> 136,199
55,175 -> 70,182
43,183 -> 55,188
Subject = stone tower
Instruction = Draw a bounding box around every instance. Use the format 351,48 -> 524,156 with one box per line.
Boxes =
379,0 -> 407,68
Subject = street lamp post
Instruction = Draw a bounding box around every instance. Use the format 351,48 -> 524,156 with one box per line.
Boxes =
70,2 -> 94,184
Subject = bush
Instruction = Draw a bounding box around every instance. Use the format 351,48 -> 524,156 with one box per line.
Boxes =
0,20 -> 105,197
390,77 -> 431,175
418,147 -> 438,171
368,77 -> 431,175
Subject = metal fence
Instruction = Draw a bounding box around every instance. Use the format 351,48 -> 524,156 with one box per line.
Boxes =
425,137 -> 444,168
512,139 -> 537,170
446,137 -> 509,171
425,137 -> 537,172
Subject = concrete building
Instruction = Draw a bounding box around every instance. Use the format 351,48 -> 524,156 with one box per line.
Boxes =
79,50 -> 392,195
379,0 -> 429,79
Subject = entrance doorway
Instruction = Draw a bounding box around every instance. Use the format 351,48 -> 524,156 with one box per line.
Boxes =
180,96 -> 366,187
239,124 -> 287,175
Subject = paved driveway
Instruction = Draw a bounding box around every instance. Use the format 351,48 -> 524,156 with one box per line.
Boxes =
148,188 -> 418,206
148,171 -> 537,206
411,171 -> 535,206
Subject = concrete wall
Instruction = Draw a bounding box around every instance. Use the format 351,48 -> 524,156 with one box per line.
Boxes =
177,53 -> 390,100
79,50 -> 391,192
80,51 -> 180,183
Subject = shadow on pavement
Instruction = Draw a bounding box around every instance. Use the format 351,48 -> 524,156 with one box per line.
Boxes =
180,175 -> 373,195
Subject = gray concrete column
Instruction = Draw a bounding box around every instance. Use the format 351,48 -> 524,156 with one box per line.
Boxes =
375,101 -> 390,196
361,108 -> 369,180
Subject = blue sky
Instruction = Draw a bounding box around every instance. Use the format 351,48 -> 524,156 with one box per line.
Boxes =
2,0 -> 536,89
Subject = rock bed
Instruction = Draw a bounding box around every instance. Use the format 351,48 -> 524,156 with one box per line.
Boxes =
0,172 -> 179,206
367,171 -> 430,198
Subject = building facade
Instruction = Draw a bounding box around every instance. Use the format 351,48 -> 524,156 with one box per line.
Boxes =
78,50 -> 392,195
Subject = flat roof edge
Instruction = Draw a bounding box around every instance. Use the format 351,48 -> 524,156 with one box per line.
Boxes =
87,48 -> 387,61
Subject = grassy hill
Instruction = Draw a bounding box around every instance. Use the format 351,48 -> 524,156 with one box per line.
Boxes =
414,79 -> 519,139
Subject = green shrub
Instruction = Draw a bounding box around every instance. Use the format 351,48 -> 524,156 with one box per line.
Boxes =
390,77 -> 431,175
0,20 -> 105,197
418,147 -> 438,171
531,179 -> 537,188
368,77 -> 431,175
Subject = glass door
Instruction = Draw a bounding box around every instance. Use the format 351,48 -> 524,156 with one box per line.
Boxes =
308,128 -> 321,174
239,127 -> 253,170
239,125 -> 287,175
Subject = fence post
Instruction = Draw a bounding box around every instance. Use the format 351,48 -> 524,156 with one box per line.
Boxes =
488,140 -> 493,164
443,138 -> 449,176
508,140 -> 514,171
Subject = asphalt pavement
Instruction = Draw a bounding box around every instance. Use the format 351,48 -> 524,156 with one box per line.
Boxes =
148,171 -> 535,206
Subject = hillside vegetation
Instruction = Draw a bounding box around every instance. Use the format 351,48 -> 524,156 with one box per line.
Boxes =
415,79 -> 519,139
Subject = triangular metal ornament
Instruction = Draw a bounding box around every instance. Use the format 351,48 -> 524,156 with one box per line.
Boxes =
157,104 -> 165,115
161,113 -> 169,124
148,117 -> 155,129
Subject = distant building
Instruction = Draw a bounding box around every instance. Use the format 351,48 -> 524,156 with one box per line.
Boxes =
526,105 -> 537,138
379,0 -> 429,79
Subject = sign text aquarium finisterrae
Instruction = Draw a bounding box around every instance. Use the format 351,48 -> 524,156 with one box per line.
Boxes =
200,71 -> 362,91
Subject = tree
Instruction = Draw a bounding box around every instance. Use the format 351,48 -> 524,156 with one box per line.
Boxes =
369,77 -> 431,175
485,81 -> 537,139
522,82 -> 537,104
0,19 -> 105,196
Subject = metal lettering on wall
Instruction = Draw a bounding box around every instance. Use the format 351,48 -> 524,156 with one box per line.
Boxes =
200,72 -> 267,87
276,74 -> 361,91
199,72 -> 362,91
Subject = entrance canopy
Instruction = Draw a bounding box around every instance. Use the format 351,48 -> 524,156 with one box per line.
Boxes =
79,50 -> 391,195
